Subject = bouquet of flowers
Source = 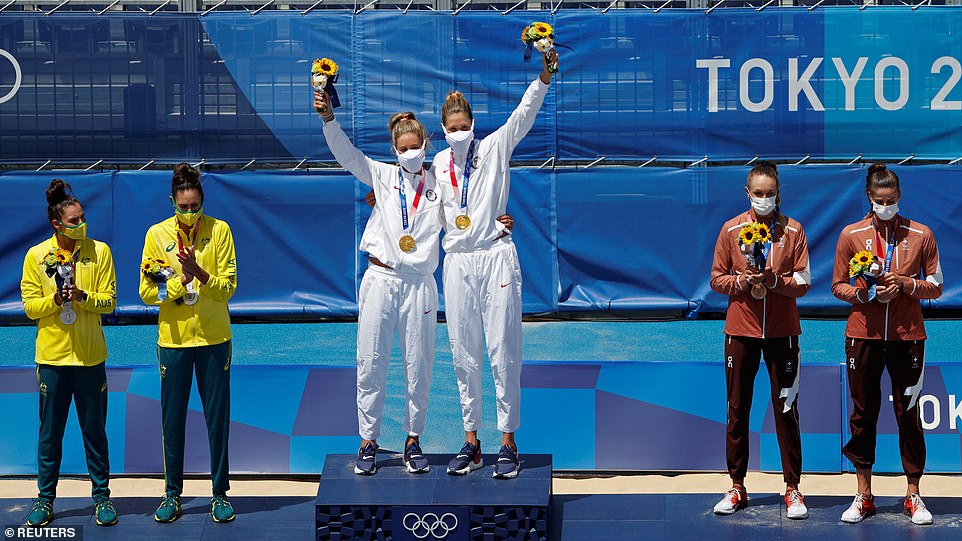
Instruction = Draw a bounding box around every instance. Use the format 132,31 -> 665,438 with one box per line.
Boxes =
44,247 -> 77,324
141,257 -> 176,282
142,257 -> 177,301
849,249 -> 882,300
738,222 -> 772,299
43,248 -> 73,277
311,57 -> 341,108
521,22 -> 559,73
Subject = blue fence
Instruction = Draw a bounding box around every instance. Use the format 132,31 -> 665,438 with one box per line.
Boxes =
1,8 -> 961,163
0,165 -> 958,319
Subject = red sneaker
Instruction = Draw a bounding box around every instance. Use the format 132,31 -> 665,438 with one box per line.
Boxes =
904,494 -> 933,525
840,493 -> 876,523
713,486 -> 748,515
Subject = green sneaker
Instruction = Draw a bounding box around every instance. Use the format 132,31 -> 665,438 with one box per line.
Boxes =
93,496 -> 118,526
25,498 -> 54,527
211,494 -> 235,523
154,492 -> 182,523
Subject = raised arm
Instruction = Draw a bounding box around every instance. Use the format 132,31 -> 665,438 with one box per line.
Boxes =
491,50 -> 558,150
315,91 -> 391,187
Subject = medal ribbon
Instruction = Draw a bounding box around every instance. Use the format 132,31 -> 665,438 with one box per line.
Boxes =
872,217 -> 897,273
398,168 -> 426,233
448,140 -> 476,212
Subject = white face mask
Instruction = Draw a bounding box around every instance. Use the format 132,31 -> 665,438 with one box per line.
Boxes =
873,201 -> 899,221
395,143 -> 426,174
750,195 -> 776,216
444,121 -> 475,155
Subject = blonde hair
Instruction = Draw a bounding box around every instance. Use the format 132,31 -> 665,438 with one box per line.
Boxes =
441,91 -> 473,127
388,112 -> 428,148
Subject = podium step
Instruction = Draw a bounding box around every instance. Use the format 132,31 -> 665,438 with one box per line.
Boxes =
316,453 -> 551,540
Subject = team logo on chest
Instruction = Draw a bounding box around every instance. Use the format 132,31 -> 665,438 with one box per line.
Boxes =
425,189 -> 437,202
865,238 -> 873,252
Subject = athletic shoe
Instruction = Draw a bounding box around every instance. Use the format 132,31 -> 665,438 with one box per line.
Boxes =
840,493 -> 876,523
785,489 -> 808,520
404,440 -> 430,474
25,498 -> 53,527
713,487 -> 748,515
904,493 -> 933,525
447,440 -> 483,475
354,442 -> 378,475
211,494 -> 235,523
93,496 -> 118,526
493,444 -> 520,479
154,492 -> 182,523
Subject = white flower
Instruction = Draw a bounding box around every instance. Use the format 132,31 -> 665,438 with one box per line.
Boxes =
312,73 -> 329,91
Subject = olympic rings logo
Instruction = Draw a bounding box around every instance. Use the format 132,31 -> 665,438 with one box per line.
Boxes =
0,48 -> 22,104
401,512 -> 459,540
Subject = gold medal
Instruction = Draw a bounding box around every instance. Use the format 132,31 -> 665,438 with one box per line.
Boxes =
399,235 -> 416,253
455,214 -> 471,230
750,283 -> 768,300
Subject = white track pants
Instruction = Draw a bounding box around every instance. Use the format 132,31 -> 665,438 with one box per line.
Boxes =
356,265 -> 437,441
443,241 -> 523,434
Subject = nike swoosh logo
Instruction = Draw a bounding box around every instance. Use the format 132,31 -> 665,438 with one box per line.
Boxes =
500,283 -> 511,288
424,309 -> 433,314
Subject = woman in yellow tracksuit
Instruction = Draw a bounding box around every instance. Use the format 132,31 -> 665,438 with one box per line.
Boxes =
139,163 -> 237,524
20,179 -> 118,528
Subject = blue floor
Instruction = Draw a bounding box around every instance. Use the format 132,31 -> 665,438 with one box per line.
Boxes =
4,493 -> 962,540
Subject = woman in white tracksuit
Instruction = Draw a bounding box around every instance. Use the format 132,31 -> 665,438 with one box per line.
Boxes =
315,93 -> 442,476
436,49 -> 559,479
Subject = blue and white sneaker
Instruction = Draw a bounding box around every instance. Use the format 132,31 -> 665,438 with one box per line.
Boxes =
404,440 -> 430,474
447,440 -> 483,475
354,442 -> 378,475
493,444 -> 520,479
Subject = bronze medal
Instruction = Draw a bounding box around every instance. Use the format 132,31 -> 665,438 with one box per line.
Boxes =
455,214 -> 472,230
399,235 -> 416,253
751,283 -> 768,300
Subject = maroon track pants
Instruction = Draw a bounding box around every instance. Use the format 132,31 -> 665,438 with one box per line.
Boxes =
842,337 -> 926,478
724,334 -> 802,485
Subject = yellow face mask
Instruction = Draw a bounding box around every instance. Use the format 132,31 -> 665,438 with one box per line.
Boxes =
173,205 -> 203,228
57,220 -> 87,240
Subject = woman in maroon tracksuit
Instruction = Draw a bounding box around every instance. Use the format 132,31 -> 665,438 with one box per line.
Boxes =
833,164 -> 943,525
709,162 -> 811,519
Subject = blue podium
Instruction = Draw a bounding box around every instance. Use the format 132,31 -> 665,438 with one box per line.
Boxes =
315,453 -> 551,541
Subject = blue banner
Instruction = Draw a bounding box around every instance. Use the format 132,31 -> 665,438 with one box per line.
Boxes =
2,9 -> 961,163
1,165 -> 959,319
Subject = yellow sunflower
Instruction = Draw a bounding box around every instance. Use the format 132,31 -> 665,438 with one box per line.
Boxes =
141,259 -> 154,272
312,58 -> 338,77
853,250 -> 873,265
54,249 -> 72,265
44,252 -> 58,267
534,22 -> 553,37
755,223 -> 771,243
738,224 -> 757,245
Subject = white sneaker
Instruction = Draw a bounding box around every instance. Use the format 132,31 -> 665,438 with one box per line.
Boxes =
713,487 -> 747,515
840,493 -> 876,523
904,494 -> 933,525
784,489 -> 808,520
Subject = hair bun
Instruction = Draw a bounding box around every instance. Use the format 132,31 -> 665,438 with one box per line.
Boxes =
757,160 -> 778,174
388,111 -> 418,132
172,162 -> 200,187
867,163 -> 888,176
45,179 -> 69,205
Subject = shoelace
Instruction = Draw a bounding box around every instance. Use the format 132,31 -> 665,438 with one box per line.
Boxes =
908,494 -> 926,511
852,493 -> 869,509
160,494 -> 179,507
787,490 -> 803,505
726,488 -> 743,504
212,496 -> 230,509
32,500 -> 52,513
95,499 -> 114,513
